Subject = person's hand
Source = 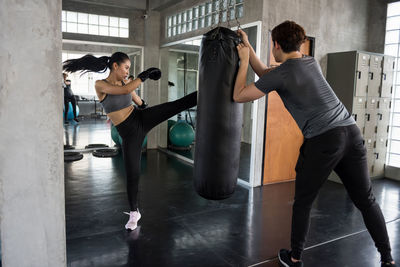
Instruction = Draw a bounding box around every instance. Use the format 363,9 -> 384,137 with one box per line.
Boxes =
237,29 -> 250,47
237,43 -> 250,62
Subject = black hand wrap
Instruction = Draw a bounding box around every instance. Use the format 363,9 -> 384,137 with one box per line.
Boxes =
139,99 -> 148,109
137,67 -> 162,82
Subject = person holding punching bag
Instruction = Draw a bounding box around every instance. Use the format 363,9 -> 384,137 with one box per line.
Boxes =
63,52 -> 197,231
234,21 -> 395,267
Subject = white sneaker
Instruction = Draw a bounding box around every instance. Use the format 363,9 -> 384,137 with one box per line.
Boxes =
123,211 -> 141,231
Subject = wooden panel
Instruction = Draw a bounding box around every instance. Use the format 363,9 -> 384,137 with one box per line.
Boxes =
263,92 -> 303,184
263,36 -> 312,185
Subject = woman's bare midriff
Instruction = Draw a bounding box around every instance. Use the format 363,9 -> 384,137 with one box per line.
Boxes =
107,105 -> 135,126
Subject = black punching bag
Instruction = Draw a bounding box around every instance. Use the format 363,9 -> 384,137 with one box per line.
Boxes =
194,27 -> 243,200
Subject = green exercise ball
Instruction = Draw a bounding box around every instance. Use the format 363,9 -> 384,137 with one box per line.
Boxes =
169,121 -> 195,147
111,124 -> 122,146
168,120 -> 177,132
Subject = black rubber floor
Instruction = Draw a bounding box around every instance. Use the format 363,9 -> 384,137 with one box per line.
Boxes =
64,120 -> 400,267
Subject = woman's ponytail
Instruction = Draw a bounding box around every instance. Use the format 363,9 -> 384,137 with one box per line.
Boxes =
63,54 -> 110,74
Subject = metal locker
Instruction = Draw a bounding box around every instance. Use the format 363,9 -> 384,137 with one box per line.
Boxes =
352,111 -> 365,132
375,136 -> 388,151
372,150 -> 386,178
355,53 -> 370,96
366,148 -> 375,174
378,98 -> 392,111
376,112 -> 390,136
364,138 -> 375,151
352,97 -> 366,131
381,56 -> 395,98
366,97 -> 379,110
367,55 -> 383,97
353,96 -> 367,109
364,112 -> 377,137
372,159 -> 385,178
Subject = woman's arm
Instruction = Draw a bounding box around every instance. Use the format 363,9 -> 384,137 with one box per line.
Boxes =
131,91 -> 143,106
95,78 -> 142,95
233,44 -> 265,103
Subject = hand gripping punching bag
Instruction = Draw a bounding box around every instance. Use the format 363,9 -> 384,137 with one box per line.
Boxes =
194,27 -> 243,200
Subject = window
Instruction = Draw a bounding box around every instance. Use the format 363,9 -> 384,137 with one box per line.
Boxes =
62,11 -> 129,38
166,0 -> 244,38
62,52 -> 110,97
385,2 -> 400,167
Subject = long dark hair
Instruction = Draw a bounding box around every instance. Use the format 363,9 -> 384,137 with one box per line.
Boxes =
63,52 -> 129,74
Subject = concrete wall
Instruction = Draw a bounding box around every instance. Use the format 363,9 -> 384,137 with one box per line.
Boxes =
262,0 -> 371,75
143,11 -> 162,149
62,0 -> 146,46
0,0 -> 66,266
367,0 -> 388,53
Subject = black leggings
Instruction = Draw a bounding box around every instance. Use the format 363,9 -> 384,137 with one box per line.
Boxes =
291,124 -> 393,262
64,96 -> 77,120
116,92 -> 197,211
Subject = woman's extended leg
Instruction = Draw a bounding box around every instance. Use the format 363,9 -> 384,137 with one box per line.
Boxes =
141,91 -> 197,132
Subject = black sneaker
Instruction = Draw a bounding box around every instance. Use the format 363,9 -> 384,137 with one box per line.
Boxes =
382,262 -> 396,267
278,249 -> 303,267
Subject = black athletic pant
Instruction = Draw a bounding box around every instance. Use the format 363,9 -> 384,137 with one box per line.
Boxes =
64,96 -> 77,120
116,92 -> 197,211
291,124 -> 393,262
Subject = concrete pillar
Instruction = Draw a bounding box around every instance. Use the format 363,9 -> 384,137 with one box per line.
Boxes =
143,10 -> 161,149
0,0 -> 66,266
158,47 -> 170,148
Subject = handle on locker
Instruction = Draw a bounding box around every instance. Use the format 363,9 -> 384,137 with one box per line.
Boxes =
368,72 -> 374,80
365,113 -> 370,121
382,73 -> 387,80
374,152 -> 379,159
353,114 -> 357,121
357,71 -> 361,79
377,113 -> 383,120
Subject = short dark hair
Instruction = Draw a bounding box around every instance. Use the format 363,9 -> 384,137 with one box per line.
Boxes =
271,21 -> 307,53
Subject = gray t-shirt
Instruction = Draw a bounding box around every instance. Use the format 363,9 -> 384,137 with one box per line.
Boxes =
255,56 -> 355,138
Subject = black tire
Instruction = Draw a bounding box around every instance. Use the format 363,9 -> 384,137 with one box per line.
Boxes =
92,148 -> 119,158
64,144 -> 75,150
64,152 -> 84,162
85,144 -> 109,149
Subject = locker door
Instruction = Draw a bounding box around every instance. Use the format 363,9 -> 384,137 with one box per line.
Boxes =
364,112 -> 377,137
376,112 -> 390,136
372,151 -> 386,178
381,56 -> 395,98
352,97 -> 366,132
379,98 -> 392,111
366,148 -> 375,175
375,136 -> 388,152
366,97 -> 379,110
367,55 -> 383,97
364,138 -> 375,151
355,53 -> 370,96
